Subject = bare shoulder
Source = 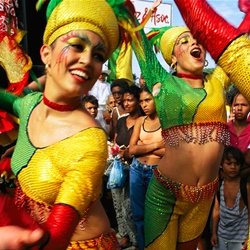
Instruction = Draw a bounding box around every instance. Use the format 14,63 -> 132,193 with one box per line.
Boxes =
132,116 -> 145,130
136,116 -> 146,124
73,109 -> 101,129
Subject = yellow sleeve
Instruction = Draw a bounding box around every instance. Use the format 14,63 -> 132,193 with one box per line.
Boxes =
218,34 -> 250,101
18,127 -> 108,218
56,128 -> 108,216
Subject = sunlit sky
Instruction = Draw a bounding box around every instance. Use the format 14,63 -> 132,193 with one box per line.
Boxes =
132,0 -> 245,78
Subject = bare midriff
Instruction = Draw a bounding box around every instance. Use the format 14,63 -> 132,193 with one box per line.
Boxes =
158,139 -> 224,187
70,200 -> 111,241
137,155 -> 161,165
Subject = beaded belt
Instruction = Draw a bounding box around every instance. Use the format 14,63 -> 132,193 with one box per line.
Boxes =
67,229 -> 119,250
154,168 -> 219,203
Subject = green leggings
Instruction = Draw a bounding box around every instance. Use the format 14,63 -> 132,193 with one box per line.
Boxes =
145,170 -> 216,250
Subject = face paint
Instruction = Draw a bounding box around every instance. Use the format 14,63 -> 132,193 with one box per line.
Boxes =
56,33 -> 106,71
47,30 -> 105,95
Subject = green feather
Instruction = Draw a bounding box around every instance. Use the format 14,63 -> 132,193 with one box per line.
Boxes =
147,26 -> 172,52
46,0 -> 63,20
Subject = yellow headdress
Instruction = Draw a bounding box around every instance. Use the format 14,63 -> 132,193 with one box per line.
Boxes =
148,26 -> 190,66
41,0 -> 120,60
160,26 -> 190,66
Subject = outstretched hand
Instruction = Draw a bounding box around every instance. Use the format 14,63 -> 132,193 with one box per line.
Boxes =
151,0 -> 162,10
239,0 -> 250,13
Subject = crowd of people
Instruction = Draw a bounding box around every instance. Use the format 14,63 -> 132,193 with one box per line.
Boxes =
0,0 -> 249,249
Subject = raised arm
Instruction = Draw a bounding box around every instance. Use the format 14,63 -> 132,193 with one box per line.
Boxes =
129,1 -> 167,93
238,0 -> 250,34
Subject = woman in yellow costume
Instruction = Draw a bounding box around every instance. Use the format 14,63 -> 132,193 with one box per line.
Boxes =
119,0 -> 250,249
0,0 -> 140,249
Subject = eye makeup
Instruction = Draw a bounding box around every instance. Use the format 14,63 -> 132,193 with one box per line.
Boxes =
176,34 -> 191,46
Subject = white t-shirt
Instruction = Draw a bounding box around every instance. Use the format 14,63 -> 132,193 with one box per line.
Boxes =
89,80 -> 111,111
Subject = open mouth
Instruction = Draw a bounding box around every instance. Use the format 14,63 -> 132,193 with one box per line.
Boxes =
190,48 -> 201,59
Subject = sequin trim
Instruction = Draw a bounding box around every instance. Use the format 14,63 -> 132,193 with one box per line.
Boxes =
162,122 -> 230,146
14,186 -> 52,224
67,229 -> 119,250
15,186 -> 95,231
154,168 -> 219,203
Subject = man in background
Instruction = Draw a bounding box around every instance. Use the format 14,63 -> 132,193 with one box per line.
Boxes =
89,63 -> 112,112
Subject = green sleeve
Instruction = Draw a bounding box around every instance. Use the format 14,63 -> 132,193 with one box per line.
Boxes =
131,22 -> 168,93
0,89 -> 22,117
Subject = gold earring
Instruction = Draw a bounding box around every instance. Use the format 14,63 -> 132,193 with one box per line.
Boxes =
170,63 -> 177,71
45,64 -> 49,70
204,60 -> 209,67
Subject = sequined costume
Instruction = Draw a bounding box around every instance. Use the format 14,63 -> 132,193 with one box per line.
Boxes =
145,170 -> 218,249
132,48 -> 230,250
0,90 -> 117,249
131,27 -> 231,145
129,11 -> 234,248
172,1 -> 250,248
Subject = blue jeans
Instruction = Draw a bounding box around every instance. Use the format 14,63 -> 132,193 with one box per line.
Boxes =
130,157 -> 157,250
212,236 -> 245,250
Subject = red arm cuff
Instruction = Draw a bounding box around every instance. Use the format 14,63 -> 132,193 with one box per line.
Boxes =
174,0 -> 242,61
42,204 -> 79,250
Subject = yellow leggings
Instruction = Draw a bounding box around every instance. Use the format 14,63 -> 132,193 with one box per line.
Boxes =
145,169 -> 218,250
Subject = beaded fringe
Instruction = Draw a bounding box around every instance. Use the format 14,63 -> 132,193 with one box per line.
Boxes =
154,168 -> 219,203
162,122 -> 230,146
15,186 -> 52,224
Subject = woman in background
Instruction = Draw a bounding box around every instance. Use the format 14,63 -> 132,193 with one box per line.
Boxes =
129,86 -> 164,250
112,84 -> 141,249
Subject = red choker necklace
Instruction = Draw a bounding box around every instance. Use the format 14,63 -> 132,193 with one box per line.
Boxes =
43,94 -> 81,112
177,73 -> 203,80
